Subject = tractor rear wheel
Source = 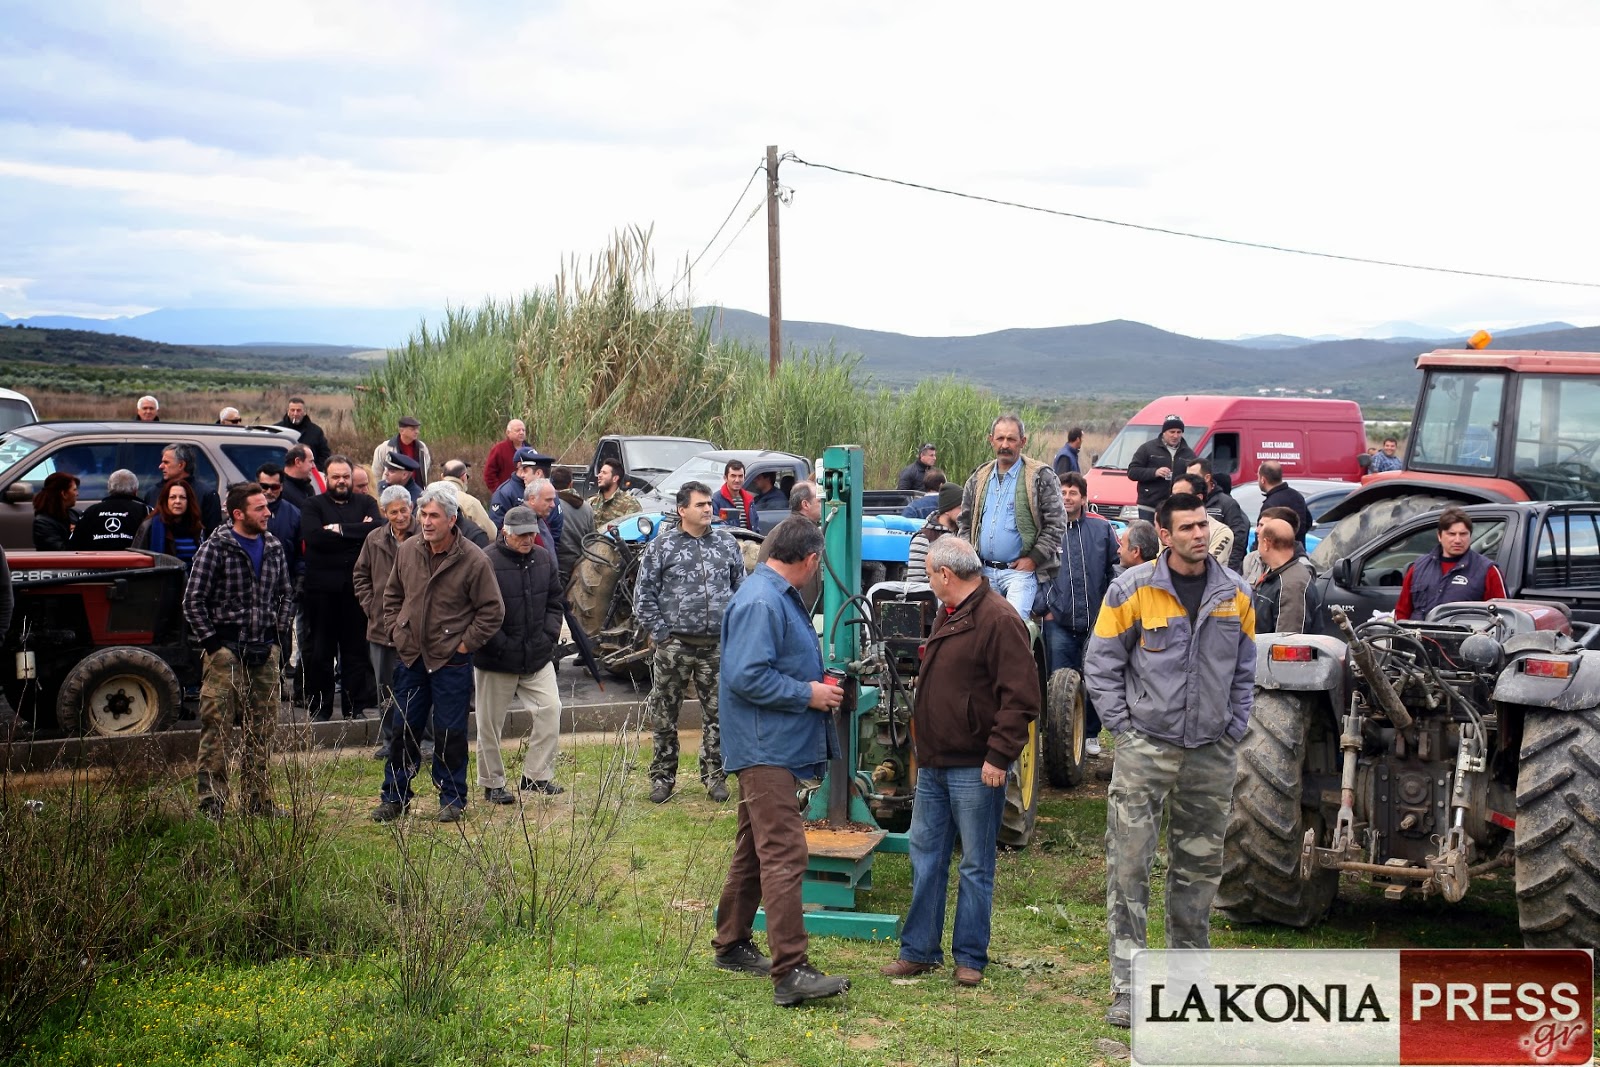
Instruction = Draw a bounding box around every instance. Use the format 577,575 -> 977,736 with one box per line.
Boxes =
1042,668 -> 1087,788
997,718 -> 1042,848
1514,709 -> 1600,951
56,647 -> 181,737
1214,690 -> 1339,926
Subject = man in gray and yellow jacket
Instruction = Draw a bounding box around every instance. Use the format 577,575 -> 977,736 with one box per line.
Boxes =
956,414 -> 1066,620
1082,491 -> 1256,1030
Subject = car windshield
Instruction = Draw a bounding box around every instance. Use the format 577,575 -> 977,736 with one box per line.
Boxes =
1095,424 -> 1207,470
653,456 -> 734,498
622,439 -> 714,475
0,431 -> 44,479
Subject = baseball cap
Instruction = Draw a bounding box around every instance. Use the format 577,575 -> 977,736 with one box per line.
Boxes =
1162,414 -> 1185,433
503,505 -> 541,535
398,415 -> 421,428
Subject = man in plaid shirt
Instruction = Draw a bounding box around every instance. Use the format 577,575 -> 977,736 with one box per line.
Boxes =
183,481 -> 296,820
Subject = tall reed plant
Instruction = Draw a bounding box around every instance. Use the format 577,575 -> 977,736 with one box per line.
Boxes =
356,226 -> 1049,483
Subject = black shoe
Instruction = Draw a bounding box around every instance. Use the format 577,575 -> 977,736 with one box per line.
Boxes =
773,965 -> 850,1007
437,804 -> 464,823
197,796 -> 224,822
371,800 -> 408,823
707,779 -> 730,803
484,786 -> 516,805
372,743 -> 389,761
649,781 -> 673,804
714,940 -> 772,977
519,777 -> 564,795
1105,992 -> 1132,1029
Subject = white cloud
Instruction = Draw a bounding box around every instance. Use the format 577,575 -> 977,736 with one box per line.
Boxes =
1,0 -> 1598,341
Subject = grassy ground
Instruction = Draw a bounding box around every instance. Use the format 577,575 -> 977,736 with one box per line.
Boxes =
5,729 -> 1532,1067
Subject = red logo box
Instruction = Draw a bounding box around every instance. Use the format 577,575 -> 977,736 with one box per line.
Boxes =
1400,949 -> 1592,1065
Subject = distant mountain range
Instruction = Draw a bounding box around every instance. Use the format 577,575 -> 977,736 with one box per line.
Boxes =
0,307 -> 428,348
4,306 -> 1597,403
695,309 -> 1600,401
1231,321 -> 1576,350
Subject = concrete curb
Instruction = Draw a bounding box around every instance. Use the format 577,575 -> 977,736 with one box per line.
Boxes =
3,697 -> 706,773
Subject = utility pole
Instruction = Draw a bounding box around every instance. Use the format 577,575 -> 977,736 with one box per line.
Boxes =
766,144 -> 782,378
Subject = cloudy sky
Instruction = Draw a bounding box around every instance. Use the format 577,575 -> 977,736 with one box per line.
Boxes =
4,0 -> 1598,342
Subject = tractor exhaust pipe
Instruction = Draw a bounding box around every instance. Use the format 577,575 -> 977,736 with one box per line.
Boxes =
1332,609 -> 1413,730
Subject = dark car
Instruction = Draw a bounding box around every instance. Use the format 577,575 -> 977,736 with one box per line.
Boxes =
1310,502 -> 1600,636
636,449 -> 813,531
0,421 -> 301,549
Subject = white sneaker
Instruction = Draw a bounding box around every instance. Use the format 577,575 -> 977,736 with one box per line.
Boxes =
1086,737 -> 1102,757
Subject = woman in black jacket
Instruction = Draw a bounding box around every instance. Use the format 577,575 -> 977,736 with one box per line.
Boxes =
32,472 -> 81,550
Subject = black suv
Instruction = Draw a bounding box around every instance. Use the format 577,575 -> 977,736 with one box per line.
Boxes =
0,421 -> 301,549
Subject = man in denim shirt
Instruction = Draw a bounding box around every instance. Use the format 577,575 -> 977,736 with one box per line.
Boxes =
711,518 -> 850,1008
958,414 -> 1066,620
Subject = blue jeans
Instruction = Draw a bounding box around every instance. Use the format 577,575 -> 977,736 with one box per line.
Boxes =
898,765 -> 1007,971
982,566 -> 1036,621
381,652 -> 473,810
1043,619 -> 1102,736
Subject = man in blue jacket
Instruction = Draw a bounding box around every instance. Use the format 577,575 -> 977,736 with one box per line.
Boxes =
1083,492 -> 1256,1029
711,517 -> 850,1008
1038,471 -> 1119,755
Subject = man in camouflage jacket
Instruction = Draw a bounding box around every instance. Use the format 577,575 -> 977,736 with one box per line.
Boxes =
634,480 -> 745,803
588,457 -> 641,527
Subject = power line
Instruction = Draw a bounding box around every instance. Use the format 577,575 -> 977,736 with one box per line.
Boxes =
669,163 -> 765,293
786,154 -> 1600,290
701,200 -> 765,279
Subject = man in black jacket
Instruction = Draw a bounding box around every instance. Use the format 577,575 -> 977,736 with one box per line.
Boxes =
69,469 -> 150,550
897,444 -> 938,492
1185,459 -> 1250,572
1126,415 -> 1198,522
472,506 -> 567,801
147,443 -> 224,532
1257,461 -> 1313,548
300,455 -> 381,720
276,397 -> 331,470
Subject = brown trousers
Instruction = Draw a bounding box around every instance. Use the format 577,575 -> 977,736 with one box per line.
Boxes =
713,765 -> 810,980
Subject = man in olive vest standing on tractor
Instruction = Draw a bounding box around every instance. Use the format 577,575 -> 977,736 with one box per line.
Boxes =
957,414 -> 1067,620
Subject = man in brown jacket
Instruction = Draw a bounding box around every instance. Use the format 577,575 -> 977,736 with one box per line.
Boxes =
372,484 -> 504,823
882,536 -> 1040,987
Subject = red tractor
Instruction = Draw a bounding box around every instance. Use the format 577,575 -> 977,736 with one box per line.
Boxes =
1317,344 -> 1600,561
4,551 -> 195,736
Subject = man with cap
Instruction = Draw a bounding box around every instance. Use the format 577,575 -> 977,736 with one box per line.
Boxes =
380,452 -> 422,504
490,447 -> 555,530
372,416 -> 431,488
898,444 -> 939,492
907,483 -> 963,584
474,504 -> 568,802
1127,415 -> 1198,523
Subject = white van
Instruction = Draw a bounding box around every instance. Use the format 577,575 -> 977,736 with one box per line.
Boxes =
0,389 -> 38,434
